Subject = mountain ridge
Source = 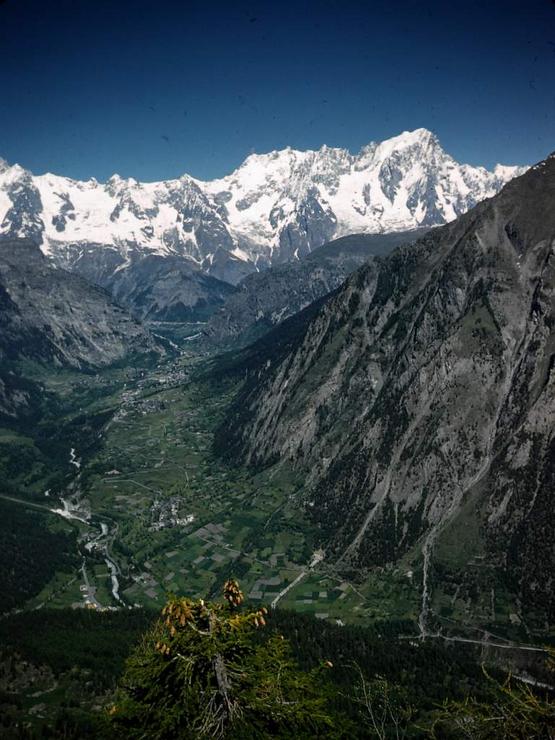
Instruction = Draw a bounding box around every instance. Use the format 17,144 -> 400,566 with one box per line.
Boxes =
205,229 -> 429,346
216,153 -> 555,628
0,237 -> 164,417
0,129 -> 527,285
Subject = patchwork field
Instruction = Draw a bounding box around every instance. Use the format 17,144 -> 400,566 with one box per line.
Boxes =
3,345 -> 544,646
2,348 -> 418,627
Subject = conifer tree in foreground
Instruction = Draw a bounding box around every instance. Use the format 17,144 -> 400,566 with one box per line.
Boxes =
110,580 -> 335,738
431,662 -> 555,739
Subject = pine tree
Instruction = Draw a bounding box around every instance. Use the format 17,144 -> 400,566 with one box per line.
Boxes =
110,580 -> 335,738
430,662 -> 555,739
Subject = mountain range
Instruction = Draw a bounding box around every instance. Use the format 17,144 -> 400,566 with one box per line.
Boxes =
205,229 -> 428,346
0,131 -> 550,638
0,130 -> 526,307
0,238 -> 163,418
217,153 -> 555,630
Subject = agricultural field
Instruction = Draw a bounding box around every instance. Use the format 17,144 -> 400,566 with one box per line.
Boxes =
2,346 -> 423,627
3,344 -> 541,642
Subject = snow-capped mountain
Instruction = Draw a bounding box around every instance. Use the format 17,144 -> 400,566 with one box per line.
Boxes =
0,129 -> 526,285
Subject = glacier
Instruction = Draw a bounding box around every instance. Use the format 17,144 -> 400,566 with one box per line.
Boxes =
0,128 -> 527,284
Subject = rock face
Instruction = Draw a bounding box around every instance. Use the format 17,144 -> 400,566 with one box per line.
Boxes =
0,130 -> 526,286
101,254 -> 236,322
0,238 -> 162,370
206,229 -> 428,346
37,242 -> 237,322
218,154 -> 555,624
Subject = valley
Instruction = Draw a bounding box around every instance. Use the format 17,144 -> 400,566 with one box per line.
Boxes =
0,166 -> 553,735
2,329 -> 550,651
2,2 -> 553,734
1,345 -> 392,625
3,324 -> 552,736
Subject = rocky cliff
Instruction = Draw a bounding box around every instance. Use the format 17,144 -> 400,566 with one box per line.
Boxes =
206,229 -> 427,346
0,238 -> 162,370
218,154 -> 555,626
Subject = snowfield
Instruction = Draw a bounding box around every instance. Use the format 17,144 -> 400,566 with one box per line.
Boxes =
0,128 -> 527,279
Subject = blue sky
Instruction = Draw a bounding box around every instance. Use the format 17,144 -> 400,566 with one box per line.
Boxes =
0,0 -> 553,181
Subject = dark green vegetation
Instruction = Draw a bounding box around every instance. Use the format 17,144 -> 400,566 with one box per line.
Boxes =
0,499 -> 77,612
0,609 -> 156,687
112,583 -> 335,738
431,670 -> 555,739
0,609 -> 156,739
2,594 -> 552,738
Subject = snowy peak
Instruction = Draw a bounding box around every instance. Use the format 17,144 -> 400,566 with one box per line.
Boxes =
372,127 -> 438,156
0,129 -> 528,282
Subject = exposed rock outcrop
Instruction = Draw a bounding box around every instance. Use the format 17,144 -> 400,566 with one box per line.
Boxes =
217,154 -> 555,623
206,230 -> 427,346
